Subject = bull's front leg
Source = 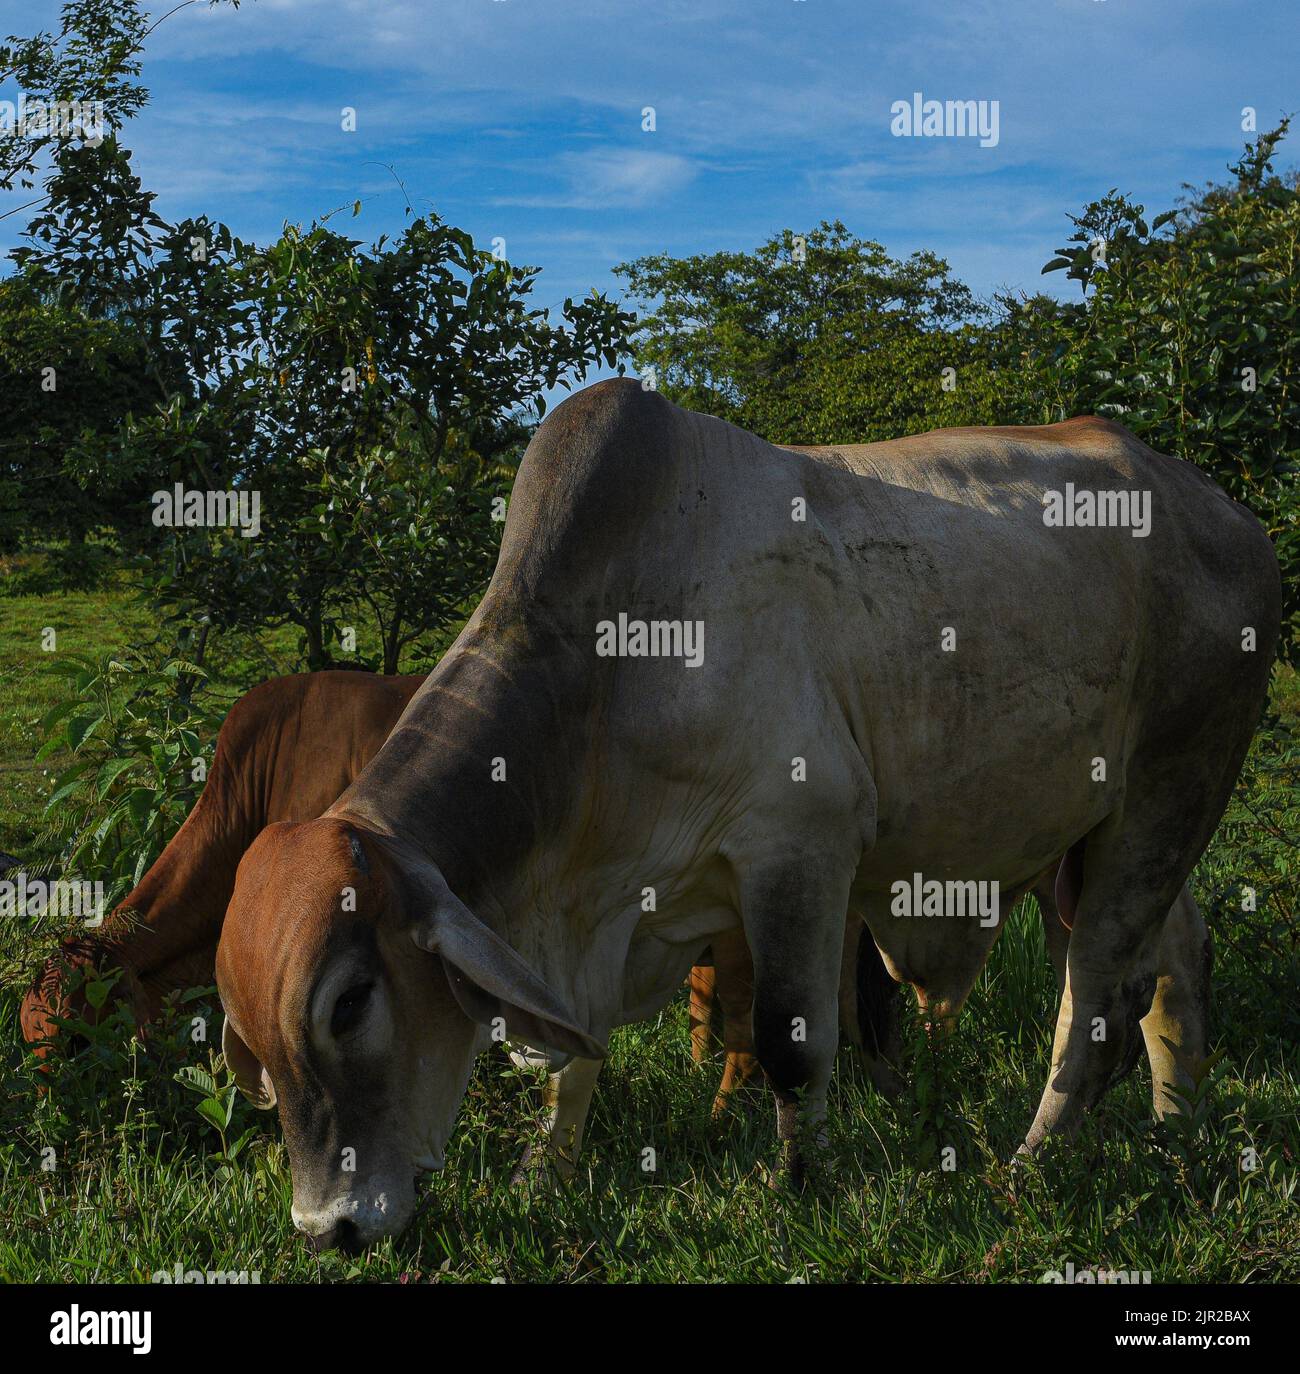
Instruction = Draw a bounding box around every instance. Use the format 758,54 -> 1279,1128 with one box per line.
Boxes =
510,1055 -> 603,1185
740,854 -> 854,1188
543,1056 -> 603,1178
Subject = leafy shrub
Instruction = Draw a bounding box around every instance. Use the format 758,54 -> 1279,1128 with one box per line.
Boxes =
1195,698 -> 1300,1051
13,962 -> 268,1168
31,650 -> 223,919
0,541 -> 116,597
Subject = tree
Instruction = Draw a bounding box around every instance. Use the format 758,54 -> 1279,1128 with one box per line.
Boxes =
0,0 -> 193,548
1043,124 -> 1300,660
133,214 -> 631,669
0,274 -> 157,551
311,422 -> 509,674
615,220 -> 995,444
2,1 -> 633,669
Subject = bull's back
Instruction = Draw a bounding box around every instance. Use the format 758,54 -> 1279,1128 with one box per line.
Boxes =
785,418 -> 1277,878
574,398 -> 1276,885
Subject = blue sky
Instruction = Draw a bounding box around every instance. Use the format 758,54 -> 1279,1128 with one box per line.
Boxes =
2,0 -> 1296,339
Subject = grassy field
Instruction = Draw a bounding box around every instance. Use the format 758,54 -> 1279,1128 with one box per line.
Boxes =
1,554 -> 1297,1284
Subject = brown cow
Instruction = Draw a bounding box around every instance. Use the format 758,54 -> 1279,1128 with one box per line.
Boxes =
19,672 -> 423,1055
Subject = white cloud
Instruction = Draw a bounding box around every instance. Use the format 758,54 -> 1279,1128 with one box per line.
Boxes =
498,147 -> 697,210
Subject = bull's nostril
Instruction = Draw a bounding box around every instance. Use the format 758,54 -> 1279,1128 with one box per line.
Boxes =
306,1216 -> 362,1255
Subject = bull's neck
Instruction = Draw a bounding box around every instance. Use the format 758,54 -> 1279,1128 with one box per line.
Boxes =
334,607 -> 602,906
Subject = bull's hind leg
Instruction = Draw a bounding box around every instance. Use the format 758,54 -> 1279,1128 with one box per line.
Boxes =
1034,871 -> 1211,1122
739,855 -> 853,1186
1034,871 -> 1071,1000
1023,787 -> 1225,1152
1141,886 -> 1212,1120
1024,867 -> 1164,1148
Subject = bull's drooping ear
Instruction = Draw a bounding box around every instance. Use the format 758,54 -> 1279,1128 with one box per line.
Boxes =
221,1017 -> 277,1109
403,855 -> 606,1061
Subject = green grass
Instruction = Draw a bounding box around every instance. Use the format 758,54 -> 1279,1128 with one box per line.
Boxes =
1,556 -> 1297,1283
1,936 -> 1296,1283
0,562 -> 152,857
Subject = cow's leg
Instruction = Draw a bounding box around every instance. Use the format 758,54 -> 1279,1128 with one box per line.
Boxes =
1034,869 -> 1210,1123
709,926 -> 762,1115
838,912 -> 905,1097
512,1055 -> 603,1184
543,1056 -> 603,1180
1032,871 -> 1070,1000
687,960 -> 717,1065
1141,886 -> 1212,1121
740,856 -> 852,1186
1022,791 -> 1217,1152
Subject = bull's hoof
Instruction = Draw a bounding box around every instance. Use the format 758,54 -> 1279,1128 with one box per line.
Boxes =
767,1124 -> 829,1192
710,1082 -> 765,1121
509,1140 -> 577,1188
509,1141 -> 539,1188
769,1141 -> 807,1192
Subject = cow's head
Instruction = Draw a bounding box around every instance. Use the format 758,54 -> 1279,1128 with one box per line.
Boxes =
20,934 -> 154,1063
215,816 -> 602,1252
20,938 -> 102,1060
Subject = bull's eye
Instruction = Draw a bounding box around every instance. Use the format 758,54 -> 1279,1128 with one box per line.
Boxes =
330,983 -> 373,1038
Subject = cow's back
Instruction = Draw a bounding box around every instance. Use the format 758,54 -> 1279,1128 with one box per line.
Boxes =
492,384 -> 1278,892
247,672 -> 425,822
20,670 -> 426,1049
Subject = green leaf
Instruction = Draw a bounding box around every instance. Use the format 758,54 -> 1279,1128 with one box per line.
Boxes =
40,698 -> 83,731
176,1065 -> 217,1096
95,756 -> 138,800
122,787 -> 159,827
84,979 -> 111,1011
196,1098 -> 230,1131
66,713 -> 105,750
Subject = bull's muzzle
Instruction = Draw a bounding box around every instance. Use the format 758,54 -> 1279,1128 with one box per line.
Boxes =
291,1185 -> 414,1253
